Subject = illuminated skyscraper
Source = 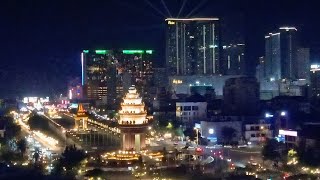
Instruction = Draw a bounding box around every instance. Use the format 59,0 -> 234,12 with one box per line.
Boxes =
81,49 -> 154,106
81,50 -> 116,105
165,18 -> 220,75
118,86 -> 150,152
296,48 -> 310,81
265,27 -> 298,80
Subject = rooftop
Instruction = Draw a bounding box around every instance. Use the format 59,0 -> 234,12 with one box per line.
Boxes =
165,18 -> 219,21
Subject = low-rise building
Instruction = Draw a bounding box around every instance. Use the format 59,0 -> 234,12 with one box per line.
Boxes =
244,123 -> 273,144
176,101 -> 207,123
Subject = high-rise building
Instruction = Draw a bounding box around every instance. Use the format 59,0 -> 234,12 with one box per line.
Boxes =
81,49 -> 154,106
296,48 -> 310,81
115,50 -> 154,100
153,68 -> 168,87
81,50 -> 116,105
310,64 -> 320,98
256,56 -> 266,82
165,18 -> 220,75
222,43 -> 245,75
265,27 -> 298,80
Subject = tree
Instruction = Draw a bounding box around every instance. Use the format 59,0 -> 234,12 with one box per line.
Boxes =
221,126 -> 236,144
183,128 -> 197,141
59,145 -> 86,171
17,138 -> 27,156
33,147 -> 40,163
1,116 -> 21,140
261,139 -> 281,162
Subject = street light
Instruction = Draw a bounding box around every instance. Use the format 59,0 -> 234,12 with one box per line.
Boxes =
280,111 -> 286,116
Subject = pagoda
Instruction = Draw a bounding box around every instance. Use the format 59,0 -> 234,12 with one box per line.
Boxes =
74,103 -> 88,130
118,86 -> 149,152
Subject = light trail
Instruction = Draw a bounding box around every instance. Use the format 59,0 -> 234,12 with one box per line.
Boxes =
177,0 -> 187,17
186,0 -> 208,17
143,0 -> 166,17
16,113 -> 60,152
161,0 -> 172,17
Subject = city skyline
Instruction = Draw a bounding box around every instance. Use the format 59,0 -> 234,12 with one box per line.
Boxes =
1,0 -> 320,97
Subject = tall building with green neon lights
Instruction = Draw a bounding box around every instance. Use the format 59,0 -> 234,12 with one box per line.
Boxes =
81,49 -> 154,106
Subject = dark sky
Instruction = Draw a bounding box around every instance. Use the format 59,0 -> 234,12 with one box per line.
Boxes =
1,0 -> 320,98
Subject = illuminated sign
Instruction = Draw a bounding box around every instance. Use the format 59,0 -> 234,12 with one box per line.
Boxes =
167,21 -> 175,25
172,79 -> 183,84
279,129 -> 297,137
83,50 -> 89,53
311,64 -> 320,69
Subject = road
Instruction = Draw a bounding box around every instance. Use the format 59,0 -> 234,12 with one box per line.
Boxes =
149,138 -> 263,168
16,114 -> 62,153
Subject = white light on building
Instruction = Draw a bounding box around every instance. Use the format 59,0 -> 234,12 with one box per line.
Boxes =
208,128 -> 214,134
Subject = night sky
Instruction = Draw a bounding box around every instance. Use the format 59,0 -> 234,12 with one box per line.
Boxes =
1,0 -> 320,98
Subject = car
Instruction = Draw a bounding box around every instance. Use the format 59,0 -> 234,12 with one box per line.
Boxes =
224,145 -> 232,148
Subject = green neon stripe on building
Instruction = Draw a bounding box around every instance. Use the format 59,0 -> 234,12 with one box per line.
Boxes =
95,50 -> 108,54
146,50 -> 153,54
122,50 -> 144,54
122,50 -> 154,54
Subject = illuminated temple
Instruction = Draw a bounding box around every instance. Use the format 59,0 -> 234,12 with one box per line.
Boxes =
118,86 -> 149,152
74,103 -> 88,130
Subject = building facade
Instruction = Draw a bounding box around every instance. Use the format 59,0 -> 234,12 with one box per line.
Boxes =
82,50 -> 116,105
223,77 -> 260,115
176,101 -> 207,122
265,27 -> 298,80
81,49 -> 154,106
222,44 -> 245,75
166,18 -> 220,75
296,48 -> 310,81
244,123 -> 273,144
310,64 -> 320,97
168,75 -> 243,97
